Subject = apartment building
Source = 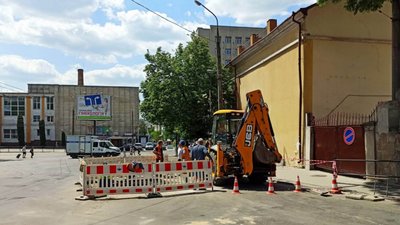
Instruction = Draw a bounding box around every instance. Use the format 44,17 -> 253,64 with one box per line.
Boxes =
197,25 -> 265,65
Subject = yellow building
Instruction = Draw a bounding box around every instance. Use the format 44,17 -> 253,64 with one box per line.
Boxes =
228,2 -> 392,166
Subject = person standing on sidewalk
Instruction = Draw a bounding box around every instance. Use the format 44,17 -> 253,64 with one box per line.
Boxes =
191,138 -> 211,161
178,140 -> 191,161
21,145 -> 27,158
30,146 -> 34,158
153,140 -> 164,162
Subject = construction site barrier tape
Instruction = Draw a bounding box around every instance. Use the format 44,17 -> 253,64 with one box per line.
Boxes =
292,158 -> 338,178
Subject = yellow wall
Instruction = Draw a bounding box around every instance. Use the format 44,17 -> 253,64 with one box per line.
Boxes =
239,46 -> 301,165
306,2 -> 392,117
232,2 -> 392,165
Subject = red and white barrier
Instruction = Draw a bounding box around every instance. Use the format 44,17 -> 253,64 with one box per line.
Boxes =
81,160 -> 213,198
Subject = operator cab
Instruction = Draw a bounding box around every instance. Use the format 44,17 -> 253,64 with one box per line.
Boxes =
212,109 -> 244,148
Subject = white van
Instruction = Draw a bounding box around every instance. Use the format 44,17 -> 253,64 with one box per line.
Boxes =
66,135 -> 121,158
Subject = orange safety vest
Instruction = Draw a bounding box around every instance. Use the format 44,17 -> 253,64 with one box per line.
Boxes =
182,146 -> 191,161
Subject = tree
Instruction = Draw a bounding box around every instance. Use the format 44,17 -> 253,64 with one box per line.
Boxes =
140,33 -> 232,139
17,115 -> 25,146
39,120 -> 46,146
317,0 -> 400,100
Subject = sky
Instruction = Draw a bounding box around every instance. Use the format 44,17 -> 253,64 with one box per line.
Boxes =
0,0 -> 316,93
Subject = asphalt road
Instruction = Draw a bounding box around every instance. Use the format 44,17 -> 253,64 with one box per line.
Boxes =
0,151 -> 399,225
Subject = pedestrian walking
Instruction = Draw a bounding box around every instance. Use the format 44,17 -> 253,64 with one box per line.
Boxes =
30,146 -> 34,158
21,145 -> 27,158
153,140 -> 164,162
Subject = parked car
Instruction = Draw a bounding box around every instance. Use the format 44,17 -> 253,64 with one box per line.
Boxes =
145,142 -> 155,150
166,144 -> 174,151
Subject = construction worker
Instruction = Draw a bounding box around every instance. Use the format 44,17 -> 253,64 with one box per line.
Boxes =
152,140 -> 164,162
178,140 -> 191,161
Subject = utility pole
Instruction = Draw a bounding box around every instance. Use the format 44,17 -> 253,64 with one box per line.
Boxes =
195,0 -> 223,109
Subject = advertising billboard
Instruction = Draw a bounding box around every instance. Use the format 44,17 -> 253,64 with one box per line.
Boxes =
77,94 -> 111,120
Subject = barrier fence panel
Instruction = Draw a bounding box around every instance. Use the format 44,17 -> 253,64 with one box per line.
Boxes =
81,160 -> 213,198
83,163 -> 154,197
153,161 -> 213,193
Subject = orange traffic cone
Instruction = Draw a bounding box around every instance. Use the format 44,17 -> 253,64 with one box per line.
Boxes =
266,177 -> 275,194
232,176 -> 240,194
293,175 -> 303,193
330,175 -> 341,194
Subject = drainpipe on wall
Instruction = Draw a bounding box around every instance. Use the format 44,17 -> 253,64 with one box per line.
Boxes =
292,9 -> 307,163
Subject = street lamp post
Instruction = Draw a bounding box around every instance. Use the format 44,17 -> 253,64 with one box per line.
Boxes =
195,0 -> 223,110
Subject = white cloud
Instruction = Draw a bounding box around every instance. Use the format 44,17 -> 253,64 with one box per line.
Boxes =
0,1 -> 194,65
203,0 -> 317,26
0,55 -> 145,91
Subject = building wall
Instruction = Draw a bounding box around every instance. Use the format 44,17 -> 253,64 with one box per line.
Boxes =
0,93 -> 55,144
197,26 -> 265,65
304,2 -> 392,117
231,2 -> 393,165
238,45 -> 300,165
28,84 -> 140,142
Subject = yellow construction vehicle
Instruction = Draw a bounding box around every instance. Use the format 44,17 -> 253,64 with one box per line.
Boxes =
210,90 -> 282,185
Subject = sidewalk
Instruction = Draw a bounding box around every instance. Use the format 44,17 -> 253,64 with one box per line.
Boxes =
276,165 -> 400,201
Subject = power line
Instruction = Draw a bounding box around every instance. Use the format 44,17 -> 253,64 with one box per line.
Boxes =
130,0 -> 193,34
0,81 -> 25,92
129,0 -> 215,44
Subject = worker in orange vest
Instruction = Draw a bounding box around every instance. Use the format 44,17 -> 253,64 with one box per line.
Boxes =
153,140 -> 164,162
178,140 -> 191,161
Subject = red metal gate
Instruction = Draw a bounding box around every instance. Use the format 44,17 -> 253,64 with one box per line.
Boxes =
312,112 -> 369,176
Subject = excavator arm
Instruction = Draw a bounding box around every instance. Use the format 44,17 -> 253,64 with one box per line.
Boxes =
232,90 -> 282,175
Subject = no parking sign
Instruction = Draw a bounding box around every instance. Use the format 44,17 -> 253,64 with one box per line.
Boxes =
343,127 -> 355,145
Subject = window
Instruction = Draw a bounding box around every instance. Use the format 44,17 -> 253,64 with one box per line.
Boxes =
37,129 -> 40,136
225,36 -> 231,44
3,96 -> 25,116
33,115 -> 40,122
93,142 -> 98,147
245,37 -> 250,44
47,116 -> 54,123
33,96 -> 40,110
225,48 -> 231,55
46,129 -> 50,136
3,129 -> 17,139
46,96 -> 54,110
235,37 -> 242,44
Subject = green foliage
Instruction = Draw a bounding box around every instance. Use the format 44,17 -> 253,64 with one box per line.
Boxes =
39,120 -> 46,146
317,0 -> 387,14
17,115 -> 25,146
150,130 -> 162,142
61,131 -> 66,146
140,33 -> 234,139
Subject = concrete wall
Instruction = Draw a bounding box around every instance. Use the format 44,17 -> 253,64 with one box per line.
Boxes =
375,102 -> 400,182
